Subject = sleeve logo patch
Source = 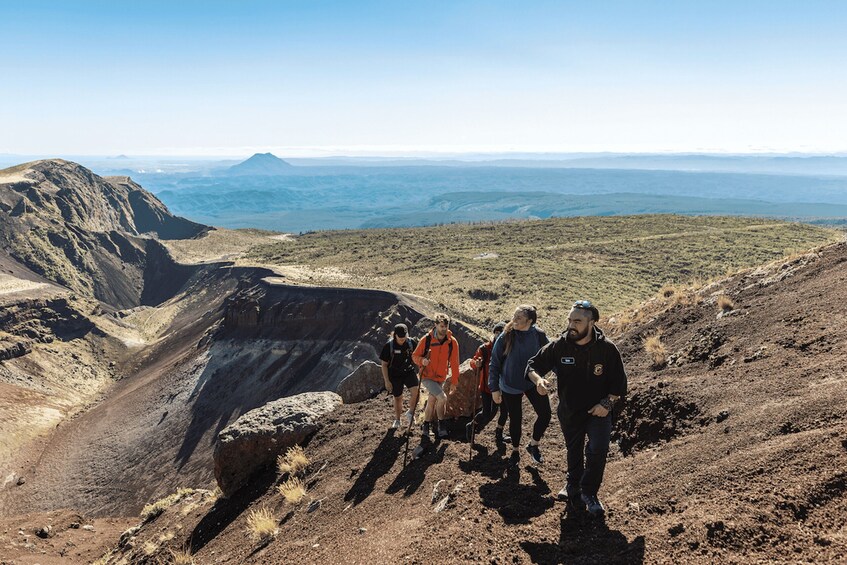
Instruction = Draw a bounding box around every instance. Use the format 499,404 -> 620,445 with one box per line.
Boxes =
561,357 -> 575,365
593,364 -> 604,376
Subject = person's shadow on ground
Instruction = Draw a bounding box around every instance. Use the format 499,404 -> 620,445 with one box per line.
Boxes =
478,463 -> 555,524
385,440 -> 448,497
459,442 -> 510,480
343,429 -> 405,505
522,504 -> 645,564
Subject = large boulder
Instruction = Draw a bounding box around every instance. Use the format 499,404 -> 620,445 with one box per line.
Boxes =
336,361 -> 384,404
213,391 -> 341,496
443,359 -> 480,419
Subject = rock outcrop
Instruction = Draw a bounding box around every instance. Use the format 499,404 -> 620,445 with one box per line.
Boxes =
336,361 -> 384,404
0,297 -> 95,360
213,391 -> 342,496
443,359 -> 479,418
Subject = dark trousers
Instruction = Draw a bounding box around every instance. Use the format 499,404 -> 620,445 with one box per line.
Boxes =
472,391 -> 508,430
502,387 -> 552,448
560,411 -> 612,496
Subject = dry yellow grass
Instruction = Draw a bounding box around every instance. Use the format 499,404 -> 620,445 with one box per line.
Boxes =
246,507 -> 278,542
140,488 -> 195,523
165,547 -> 194,565
277,476 -> 307,504
658,283 -> 679,298
246,216 -> 840,333
717,294 -> 735,311
277,445 -> 309,475
643,332 -> 667,367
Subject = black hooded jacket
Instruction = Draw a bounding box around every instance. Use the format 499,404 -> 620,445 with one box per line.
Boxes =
526,326 -> 627,426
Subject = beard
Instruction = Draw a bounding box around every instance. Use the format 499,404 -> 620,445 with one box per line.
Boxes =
567,327 -> 590,342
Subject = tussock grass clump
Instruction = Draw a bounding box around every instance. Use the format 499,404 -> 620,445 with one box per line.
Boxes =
643,332 -> 667,368
166,547 -> 194,565
277,445 -> 309,476
140,488 -> 195,523
246,507 -> 278,542
278,476 -> 307,504
658,283 -> 679,298
717,294 -> 735,311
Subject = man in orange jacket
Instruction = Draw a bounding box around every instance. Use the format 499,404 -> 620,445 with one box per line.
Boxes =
413,312 -> 461,440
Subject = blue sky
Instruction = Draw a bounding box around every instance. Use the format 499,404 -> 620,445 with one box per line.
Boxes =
2,1 -> 846,156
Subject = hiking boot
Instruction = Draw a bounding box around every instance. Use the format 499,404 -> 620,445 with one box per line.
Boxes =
525,443 -> 544,465
437,420 -> 449,439
391,419 -> 401,429
495,427 -> 511,445
404,411 -> 414,428
581,493 -> 605,517
421,421 -> 431,438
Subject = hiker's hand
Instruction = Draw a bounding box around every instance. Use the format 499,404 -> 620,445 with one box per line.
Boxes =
536,378 -> 550,396
384,381 -> 392,394
421,358 -> 430,367
492,391 -> 502,404
588,403 -> 609,417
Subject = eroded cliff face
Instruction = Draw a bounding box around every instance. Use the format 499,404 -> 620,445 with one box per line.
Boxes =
0,160 -> 206,309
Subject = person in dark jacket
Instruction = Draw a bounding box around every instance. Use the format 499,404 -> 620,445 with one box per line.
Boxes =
526,300 -> 627,517
490,304 -> 551,467
466,321 -> 510,444
379,323 -> 419,429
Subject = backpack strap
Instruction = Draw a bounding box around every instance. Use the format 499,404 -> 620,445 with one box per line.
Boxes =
422,332 -> 453,374
389,338 -> 398,365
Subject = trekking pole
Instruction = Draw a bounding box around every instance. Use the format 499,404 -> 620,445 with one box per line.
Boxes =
403,393 -> 423,468
468,364 -> 480,462
403,366 -> 425,468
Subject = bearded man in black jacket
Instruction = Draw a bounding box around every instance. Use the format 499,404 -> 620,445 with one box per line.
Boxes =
526,300 -> 627,517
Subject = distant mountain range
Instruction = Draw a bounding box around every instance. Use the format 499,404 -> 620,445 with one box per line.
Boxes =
135,166 -> 847,231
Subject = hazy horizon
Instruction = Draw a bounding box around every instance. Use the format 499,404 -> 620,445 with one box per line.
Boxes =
3,1 -> 846,156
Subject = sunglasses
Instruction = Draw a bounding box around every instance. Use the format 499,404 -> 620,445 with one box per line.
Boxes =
573,300 -> 593,309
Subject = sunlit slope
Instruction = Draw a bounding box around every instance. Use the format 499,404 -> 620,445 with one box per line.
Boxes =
245,215 -> 841,333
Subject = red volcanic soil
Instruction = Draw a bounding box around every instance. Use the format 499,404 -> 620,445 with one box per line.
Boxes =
89,242 -> 847,564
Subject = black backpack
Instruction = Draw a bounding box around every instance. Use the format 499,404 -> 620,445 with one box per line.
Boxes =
389,337 -> 416,368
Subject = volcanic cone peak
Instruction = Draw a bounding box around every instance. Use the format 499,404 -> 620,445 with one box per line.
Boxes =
226,152 -> 293,176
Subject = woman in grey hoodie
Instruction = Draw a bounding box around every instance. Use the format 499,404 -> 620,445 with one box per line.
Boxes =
489,304 -> 551,467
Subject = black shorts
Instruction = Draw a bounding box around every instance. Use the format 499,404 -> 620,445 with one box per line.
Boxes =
389,371 -> 419,397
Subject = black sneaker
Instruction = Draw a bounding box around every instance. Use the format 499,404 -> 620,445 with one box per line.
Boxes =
421,421 -> 431,438
437,420 -> 449,439
525,444 -> 543,465
581,493 -> 605,516
495,427 -> 511,445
